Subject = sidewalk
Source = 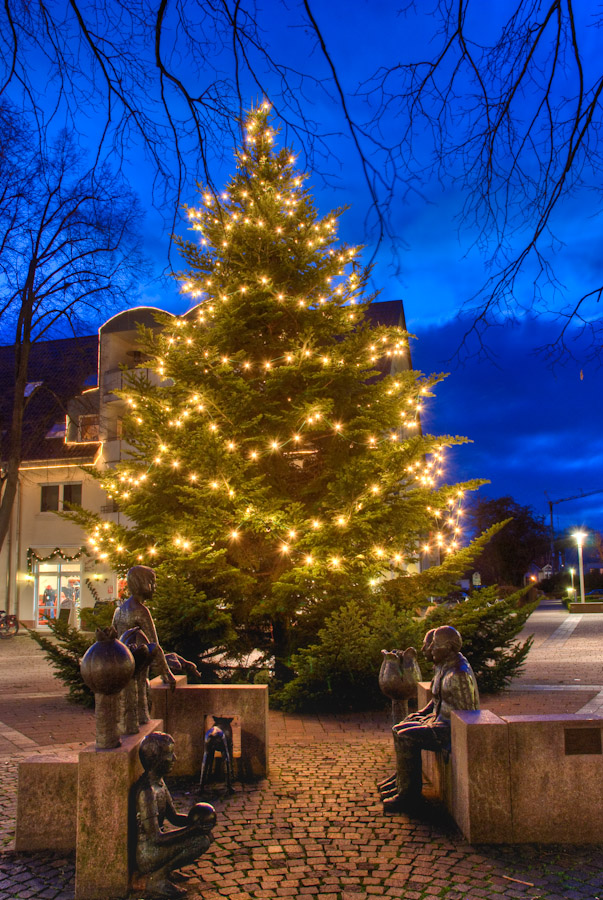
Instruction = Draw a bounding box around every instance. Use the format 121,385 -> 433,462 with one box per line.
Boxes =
1,600 -> 603,900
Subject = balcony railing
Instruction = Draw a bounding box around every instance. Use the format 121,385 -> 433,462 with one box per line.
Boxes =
103,367 -> 172,399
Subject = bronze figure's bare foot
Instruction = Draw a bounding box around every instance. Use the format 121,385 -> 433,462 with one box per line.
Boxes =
145,875 -> 186,898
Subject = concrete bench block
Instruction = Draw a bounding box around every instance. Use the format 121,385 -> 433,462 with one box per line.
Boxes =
569,602 -> 603,613
505,714 -> 603,843
416,685 -> 514,843
15,753 -> 79,851
416,681 -> 432,710
149,681 -> 268,779
451,710 -> 513,844
405,684 -> 603,843
75,718 -> 163,900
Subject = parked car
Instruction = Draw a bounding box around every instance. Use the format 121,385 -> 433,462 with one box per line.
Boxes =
443,590 -> 469,606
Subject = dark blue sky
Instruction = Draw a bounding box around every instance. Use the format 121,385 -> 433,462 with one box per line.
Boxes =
6,0 -> 603,536
412,317 -> 603,535
136,2 -> 603,535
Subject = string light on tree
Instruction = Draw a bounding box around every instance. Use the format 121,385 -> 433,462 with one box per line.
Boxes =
71,102 -> 485,679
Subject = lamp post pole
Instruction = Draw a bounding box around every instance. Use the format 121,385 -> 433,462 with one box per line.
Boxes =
573,532 -> 587,605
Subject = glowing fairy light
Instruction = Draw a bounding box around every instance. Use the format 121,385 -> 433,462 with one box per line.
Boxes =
95,109 -> 469,576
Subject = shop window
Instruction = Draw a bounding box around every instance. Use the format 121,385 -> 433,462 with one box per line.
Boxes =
40,483 -> 82,512
35,561 -> 81,629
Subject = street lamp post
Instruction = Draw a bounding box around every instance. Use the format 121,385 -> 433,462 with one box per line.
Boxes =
573,532 -> 587,605
569,567 -> 575,591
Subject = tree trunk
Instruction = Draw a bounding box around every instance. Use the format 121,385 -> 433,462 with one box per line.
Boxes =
0,269 -> 34,555
271,616 -> 292,683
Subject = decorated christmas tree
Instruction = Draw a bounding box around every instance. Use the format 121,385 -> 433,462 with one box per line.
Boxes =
71,104 -> 533,697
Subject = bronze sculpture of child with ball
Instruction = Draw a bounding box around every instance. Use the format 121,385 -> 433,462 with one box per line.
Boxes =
132,731 -> 216,899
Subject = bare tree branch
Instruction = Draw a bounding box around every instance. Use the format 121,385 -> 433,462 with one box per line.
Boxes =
1,1 -> 602,355
0,105 -> 145,553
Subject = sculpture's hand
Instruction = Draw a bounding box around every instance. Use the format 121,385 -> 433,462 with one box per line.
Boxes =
396,700 -> 433,727
163,669 -> 177,691
393,719 -> 414,735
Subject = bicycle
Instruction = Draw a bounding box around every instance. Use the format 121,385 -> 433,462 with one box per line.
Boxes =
0,610 -> 19,638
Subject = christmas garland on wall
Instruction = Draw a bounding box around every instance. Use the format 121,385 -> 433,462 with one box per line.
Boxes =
27,546 -> 87,573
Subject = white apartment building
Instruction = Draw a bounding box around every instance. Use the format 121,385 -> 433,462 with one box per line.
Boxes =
0,307 -> 166,629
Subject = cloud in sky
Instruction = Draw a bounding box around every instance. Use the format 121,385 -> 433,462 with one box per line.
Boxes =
411,315 -> 603,533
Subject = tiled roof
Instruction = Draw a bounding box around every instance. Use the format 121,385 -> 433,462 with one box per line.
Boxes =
0,335 -> 99,464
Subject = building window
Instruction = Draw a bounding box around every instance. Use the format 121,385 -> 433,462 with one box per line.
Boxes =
24,381 -> 43,397
63,483 -> 82,508
45,422 -> 67,440
41,485 -> 60,512
106,418 -> 123,441
78,415 -> 99,441
41,483 -> 82,512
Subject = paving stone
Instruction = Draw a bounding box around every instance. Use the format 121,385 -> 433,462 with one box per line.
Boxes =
2,618 -> 603,899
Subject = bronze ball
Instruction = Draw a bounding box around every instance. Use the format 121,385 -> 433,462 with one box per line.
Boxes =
187,802 -> 217,831
81,634 -> 135,695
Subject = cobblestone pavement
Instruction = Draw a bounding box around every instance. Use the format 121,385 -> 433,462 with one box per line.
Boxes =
175,733 -> 603,900
1,601 -> 603,899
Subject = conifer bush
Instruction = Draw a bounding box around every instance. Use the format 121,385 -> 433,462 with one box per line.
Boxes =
27,620 -> 94,707
277,577 -> 536,712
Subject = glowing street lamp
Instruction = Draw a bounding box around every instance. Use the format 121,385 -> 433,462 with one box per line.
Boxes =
573,532 -> 587,605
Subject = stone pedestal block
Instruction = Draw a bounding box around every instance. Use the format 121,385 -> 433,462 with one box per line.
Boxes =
150,681 -> 268,778
419,705 -> 603,843
451,710 -> 513,843
15,753 -> 79,851
416,681 -> 432,710
505,714 -> 603,843
75,718 -> 163,900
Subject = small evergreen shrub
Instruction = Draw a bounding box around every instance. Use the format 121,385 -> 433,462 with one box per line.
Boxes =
276,587 -> 536,712
27,619 -> 94,707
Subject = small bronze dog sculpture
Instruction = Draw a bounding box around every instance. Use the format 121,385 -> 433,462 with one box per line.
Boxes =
199,716 -> 235,793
